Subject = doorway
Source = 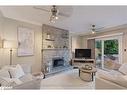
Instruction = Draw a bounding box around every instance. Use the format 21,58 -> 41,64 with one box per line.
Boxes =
95,35 -> 122,70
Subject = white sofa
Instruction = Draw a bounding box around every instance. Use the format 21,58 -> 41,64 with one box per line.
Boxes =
95,64 -> 127,89
95,77 -> 126,89
0,63 -> 42,89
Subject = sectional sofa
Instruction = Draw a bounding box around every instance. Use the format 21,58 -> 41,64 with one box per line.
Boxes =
0,63 -> 42,89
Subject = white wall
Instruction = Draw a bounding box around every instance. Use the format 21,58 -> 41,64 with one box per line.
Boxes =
71,35 -> 88,52
81,37 -> 87,48
0,11 -> 4,68
71,35 -> 82,58
71,35 -> 82,52
0,15 -> 42,73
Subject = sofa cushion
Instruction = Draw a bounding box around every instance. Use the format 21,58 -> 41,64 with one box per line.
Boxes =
119,64 -> 127,75
19,74 -> 36,83
97,69 -> 123,81
13,79 -> 41,89
0,77 -> 14,87
0,68 -> 10,78
0,77 -> 22,87
112,63 -> 121,70
98,69 -> 115,80
112,75 -> 127,88
110,70 -> 123,76
19,63 -> 32,74
97,69 -> 127,88
9,64 -> 25,78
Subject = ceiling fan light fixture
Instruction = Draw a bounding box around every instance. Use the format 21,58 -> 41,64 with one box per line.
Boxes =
55,16 -> 58,19
50,15 -> 58,23
34,5 -> 70,23
92,31 -> 95,34
50,19 -> 55,23
91,25 -> 96,34
49,5 -> 59,23
92,28 -> 95,34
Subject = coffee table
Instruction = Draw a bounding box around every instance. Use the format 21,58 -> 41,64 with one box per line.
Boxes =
33,72 -> 44,79
79,66 -> 97,81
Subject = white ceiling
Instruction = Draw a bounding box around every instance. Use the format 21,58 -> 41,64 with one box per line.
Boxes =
1,6 -> 127,34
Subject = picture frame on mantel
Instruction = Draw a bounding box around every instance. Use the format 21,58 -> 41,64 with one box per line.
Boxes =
17,27 -> 34,56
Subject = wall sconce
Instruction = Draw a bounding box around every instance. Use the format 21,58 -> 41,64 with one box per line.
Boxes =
3,40 -> 18,65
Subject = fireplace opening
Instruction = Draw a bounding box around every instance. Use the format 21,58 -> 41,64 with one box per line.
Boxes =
52,57 -> 64,68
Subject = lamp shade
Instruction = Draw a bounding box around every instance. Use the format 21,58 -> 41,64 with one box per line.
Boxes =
3,40 -> 18,49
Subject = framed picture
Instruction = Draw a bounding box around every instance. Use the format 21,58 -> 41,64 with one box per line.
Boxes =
17,27 -> 34,56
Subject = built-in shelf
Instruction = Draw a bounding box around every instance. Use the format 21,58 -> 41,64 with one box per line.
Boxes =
42,48 -> 70,51
62,37 -> 69,39
45,39 -> 55,41
61,36 -> 69,39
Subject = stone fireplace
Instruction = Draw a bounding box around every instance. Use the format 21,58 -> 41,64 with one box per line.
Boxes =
42,24 -> 71,76
42,49 -> 70,74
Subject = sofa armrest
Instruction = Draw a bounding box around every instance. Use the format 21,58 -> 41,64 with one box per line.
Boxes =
13,79 -> 41,89
95,77 -> 126,89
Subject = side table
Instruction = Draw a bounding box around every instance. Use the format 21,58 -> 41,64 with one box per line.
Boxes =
79,67 -> 97,81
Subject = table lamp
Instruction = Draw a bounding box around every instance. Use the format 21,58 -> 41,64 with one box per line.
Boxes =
3,40 -> 18,65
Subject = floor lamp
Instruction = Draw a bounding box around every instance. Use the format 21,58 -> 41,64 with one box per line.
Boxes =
3,40 -> 18,65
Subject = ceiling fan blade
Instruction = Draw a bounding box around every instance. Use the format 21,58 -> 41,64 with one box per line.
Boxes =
95,27 -> 105,31
58,12 -> 70,17
33,6 -> 50,12
33,6 -> 71,18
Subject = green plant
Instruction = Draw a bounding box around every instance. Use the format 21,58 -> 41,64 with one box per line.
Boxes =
96,41 -> 101,48
104,40 -> 118,54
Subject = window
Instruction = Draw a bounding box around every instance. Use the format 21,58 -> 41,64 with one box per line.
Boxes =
95,35 -> 122,70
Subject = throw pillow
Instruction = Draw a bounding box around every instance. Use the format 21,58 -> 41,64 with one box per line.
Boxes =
20,63 -> 32,74
19,74 -> 34,83
119,64 -> 127,75
9,64 -> 25,78
112,63 -> 121,70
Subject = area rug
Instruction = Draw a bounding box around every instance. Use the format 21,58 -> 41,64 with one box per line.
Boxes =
40,69 -> 95,89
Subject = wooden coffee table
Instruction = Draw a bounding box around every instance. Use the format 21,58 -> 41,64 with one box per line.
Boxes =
79,66 -> 97,81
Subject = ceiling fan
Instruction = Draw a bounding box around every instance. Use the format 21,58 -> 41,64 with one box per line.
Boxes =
33,5 -> 71,23
91,24 -> 104,34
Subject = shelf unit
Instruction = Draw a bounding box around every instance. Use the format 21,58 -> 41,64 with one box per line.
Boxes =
72,58 -> 95,67
42,24 -> 69,50
42,48 -> 70,51
45,39 -> 55,41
